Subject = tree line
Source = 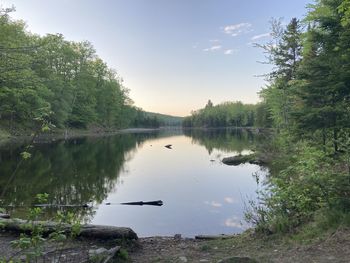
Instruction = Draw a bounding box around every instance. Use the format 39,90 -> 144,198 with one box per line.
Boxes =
0,7 -> 162,132
182,100 -> 271,128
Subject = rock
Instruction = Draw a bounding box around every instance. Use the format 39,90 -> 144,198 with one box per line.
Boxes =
199,260 -> 209,262
89,247 -> 108,257
222,154 -> 267,166
88,246 -> 121,263
174,234 -> 182,240
222,154 -> 254,166
0,213 -> 10,219
165,144 -> 172,149
179,256 -> 188,262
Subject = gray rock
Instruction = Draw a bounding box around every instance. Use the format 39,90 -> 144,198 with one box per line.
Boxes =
179,256 -> 188,262
174,234 -> 182,240
89,247 -> 108,256
89,248 -> 108,262
0,213 -> 10,219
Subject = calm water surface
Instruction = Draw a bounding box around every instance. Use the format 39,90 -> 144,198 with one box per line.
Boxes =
0,129 -> 266,237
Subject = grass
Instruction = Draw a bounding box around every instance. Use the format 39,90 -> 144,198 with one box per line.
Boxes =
198,211 -> 350,262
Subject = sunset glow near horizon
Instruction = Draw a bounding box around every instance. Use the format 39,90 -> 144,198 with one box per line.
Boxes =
3,0 -> 310,117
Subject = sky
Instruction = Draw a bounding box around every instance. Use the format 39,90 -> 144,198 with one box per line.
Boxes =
2,0 -> 311,116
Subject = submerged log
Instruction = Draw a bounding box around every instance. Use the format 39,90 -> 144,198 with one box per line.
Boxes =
120,200 -> 163,206
0,218 -> 138,240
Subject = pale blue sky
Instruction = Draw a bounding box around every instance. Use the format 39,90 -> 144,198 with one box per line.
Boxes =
3,0 -> 311,116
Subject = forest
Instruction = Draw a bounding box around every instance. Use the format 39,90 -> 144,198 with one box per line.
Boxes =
0,7 -> 171,134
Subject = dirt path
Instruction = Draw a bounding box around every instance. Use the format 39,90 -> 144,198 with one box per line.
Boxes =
1,228 -> 350,262
129,228 -> 350,263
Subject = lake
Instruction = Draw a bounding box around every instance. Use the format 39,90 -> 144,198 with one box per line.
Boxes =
0,128 -> 266,237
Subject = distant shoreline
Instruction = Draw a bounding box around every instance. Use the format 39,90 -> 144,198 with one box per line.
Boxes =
0,126 -> 270,146
0,127 -> 167,146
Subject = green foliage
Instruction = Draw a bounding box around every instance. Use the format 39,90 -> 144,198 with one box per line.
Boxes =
9,193 -> 82,262
246,0 -> 350,236
144,112 -> 183,127
11,193 -> 47,261
0,7 -> 155,132
20,151 -> 31,160
247,138 -> 350,234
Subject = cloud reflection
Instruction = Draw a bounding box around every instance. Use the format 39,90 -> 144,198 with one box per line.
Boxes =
224,215 -> 250,229
204,201 -> 223,207
224,197 -> 237,204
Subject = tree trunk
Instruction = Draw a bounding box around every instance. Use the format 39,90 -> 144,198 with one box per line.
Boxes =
333,128 -> 338,153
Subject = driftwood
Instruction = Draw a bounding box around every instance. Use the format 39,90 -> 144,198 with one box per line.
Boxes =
0,218 -> 138,240
195,234 -> 236,240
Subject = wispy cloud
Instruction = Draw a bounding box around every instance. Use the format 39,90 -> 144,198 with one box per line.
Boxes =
223,23 -> 252,37
203,45 -> 222,52
224,49 -> 236,55
210,39 -> 221,43
251,32 -> 271,41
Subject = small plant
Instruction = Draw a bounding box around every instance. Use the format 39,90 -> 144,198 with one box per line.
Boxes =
11,193 -> 48,262
117,248 -> 129,260
200,244 -> 211,251
8,193 -> 82,262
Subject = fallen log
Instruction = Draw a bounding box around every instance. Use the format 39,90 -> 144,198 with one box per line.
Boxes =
0,218 -> 138,240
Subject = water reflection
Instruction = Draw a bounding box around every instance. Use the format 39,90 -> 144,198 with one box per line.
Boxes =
0,132 -> 158,220
0,129 -> 265,237
183,128 -> 257,154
